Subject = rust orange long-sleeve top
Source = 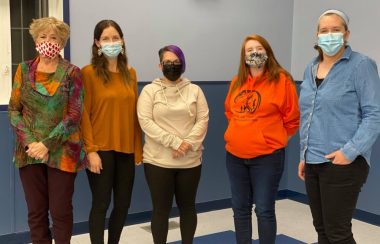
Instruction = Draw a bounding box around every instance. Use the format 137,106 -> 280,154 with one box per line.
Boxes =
224,72 -> 300,159
80,65 -> 142,163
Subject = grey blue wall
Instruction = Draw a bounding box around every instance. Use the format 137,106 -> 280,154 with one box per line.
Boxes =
69,0 -> 294,81
1,0 -> 380,238
291,0 -> 380,80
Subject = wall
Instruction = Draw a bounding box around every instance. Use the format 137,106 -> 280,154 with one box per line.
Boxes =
69,0 -> 294,81
1,0 -> 296,236
290,0 -> 380,80
0,112 -> 13,235
1,0 -> 380,239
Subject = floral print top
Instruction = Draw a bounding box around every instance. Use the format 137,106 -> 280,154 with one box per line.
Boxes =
8,56 -> 86,172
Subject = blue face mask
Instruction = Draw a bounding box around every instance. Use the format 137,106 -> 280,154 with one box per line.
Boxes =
100,42 -> 123,58
317,32 -> 344,56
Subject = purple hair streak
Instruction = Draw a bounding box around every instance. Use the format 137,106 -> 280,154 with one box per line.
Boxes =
159,45 -> 186,73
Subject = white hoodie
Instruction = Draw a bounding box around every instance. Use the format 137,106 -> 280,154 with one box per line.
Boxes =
137,77 -> 209,168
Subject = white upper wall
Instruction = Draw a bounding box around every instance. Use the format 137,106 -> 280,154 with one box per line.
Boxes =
291,0 -> 380,80
69,0 -> 294,81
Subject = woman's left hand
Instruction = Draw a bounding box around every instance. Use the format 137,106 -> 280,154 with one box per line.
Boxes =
172,149 -> 184,159
325,150 -> 351,165
178,141 -> 192,154
172,141 -> 192,159
26,142 -> 49,160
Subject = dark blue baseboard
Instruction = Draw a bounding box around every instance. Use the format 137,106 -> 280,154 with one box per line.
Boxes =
0,105 -> 7,111
1,189 -> 378,243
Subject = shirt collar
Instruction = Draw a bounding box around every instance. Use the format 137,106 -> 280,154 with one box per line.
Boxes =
312,45 -> 352,66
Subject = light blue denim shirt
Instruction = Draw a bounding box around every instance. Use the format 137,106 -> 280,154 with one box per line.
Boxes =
299,46 -> 380,165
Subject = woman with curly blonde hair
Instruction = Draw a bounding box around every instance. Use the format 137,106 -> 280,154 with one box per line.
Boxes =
8,17 -> 85,244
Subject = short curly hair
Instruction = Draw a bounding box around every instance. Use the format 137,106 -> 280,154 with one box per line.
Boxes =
29,17 -> 70,47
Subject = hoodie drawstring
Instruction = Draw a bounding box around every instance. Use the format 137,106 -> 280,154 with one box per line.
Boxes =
175,84 -> 194,117
159,80 -> 169,106
158,79 -> 194,117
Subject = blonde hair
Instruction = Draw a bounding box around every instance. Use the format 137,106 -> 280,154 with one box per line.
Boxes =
29,17 -> 70,47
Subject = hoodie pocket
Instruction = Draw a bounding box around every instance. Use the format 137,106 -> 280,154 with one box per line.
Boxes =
262,123 -> 287,148
225,119 -> 268,153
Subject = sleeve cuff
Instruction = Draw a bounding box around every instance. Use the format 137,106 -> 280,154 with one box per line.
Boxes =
341,142 -> 361,161
24,138 -> 37,148
41,138 -> 56,151
172,137 -> 183,150
300,148 -> 305,162
286,127 -> 299,137
85,145 -> 99,153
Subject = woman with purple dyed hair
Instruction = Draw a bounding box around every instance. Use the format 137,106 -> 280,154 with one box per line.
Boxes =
137,45 -> 209,244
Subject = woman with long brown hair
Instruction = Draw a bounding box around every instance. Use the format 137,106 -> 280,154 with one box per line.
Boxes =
81,19 -> 142,244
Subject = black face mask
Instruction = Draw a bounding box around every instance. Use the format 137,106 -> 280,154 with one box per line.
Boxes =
162,63 -> 182,82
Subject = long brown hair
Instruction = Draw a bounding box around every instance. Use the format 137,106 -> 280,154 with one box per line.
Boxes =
232,34 -> 293,93
91,20 -> 130,83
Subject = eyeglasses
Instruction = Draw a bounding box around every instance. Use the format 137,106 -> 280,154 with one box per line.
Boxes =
162,60 -> 181,66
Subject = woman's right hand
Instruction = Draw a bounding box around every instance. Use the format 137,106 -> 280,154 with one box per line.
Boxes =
87,152 -> 102,174
298,160 -> 305,181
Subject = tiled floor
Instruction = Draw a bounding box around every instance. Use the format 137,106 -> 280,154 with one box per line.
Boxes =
70,199 -> 380,244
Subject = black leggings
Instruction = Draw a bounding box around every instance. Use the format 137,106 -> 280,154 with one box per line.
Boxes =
86,151 -> 135,244
144,163 -> 202,244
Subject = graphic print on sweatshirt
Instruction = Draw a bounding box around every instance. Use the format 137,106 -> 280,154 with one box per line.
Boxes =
233,89 -> 261,118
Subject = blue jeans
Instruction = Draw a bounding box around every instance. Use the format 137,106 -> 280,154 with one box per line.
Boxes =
226,149 -> 285,244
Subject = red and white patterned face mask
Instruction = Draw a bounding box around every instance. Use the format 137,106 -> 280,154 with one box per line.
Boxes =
35,41 -> 61,59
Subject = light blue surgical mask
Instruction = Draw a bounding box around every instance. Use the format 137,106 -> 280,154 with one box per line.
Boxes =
317,32 -> 344,56
100,42 -> 123,58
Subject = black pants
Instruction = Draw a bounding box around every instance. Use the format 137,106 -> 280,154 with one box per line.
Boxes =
86,151 -> 135,244
144,163 -> 202,244
305,156 -> 369,244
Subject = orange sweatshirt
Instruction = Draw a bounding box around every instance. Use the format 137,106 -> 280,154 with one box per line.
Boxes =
224,72 -> 300,159
80,65 -> 142,163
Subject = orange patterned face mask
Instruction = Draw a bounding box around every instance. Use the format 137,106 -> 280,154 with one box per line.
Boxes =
36,41 -> 61,59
